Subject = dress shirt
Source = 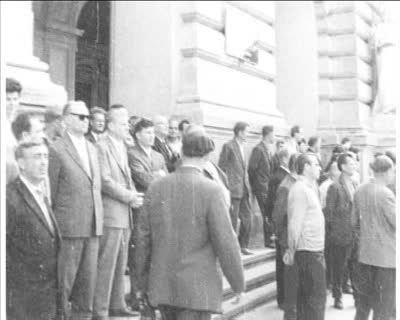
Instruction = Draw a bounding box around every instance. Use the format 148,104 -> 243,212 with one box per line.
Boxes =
319,178 -> 334,209
288,176 -> 325,253
203,161 -> 231,207
109,134 -> 129,170
235,139 -> 245,162
68,132 -> 91,176
20,175 -> 55,234
286,138 -> 298,155
343,175 -> 355,201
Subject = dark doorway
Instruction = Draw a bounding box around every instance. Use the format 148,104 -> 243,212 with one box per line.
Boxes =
75,1 -> 110,110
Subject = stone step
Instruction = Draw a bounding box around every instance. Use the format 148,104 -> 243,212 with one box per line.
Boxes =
214,282 -> 277,320
241,249 -> 275,270
223,257 -> 276,300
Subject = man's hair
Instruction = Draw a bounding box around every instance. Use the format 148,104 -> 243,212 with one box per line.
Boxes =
62,100 -> 86,116
298,138 -> 306,146
233,121 -> 249,136
324,154 -> 338,173
134,118 -> 154,135
290,125 -> 301,137
178,119 -> 190,132
6,78 -> 22,94
90,106 -> 106,117
277,148 -> 290,162
276,139 -> 284,148
341,137 -> 350,145
332,145 -> 345,155
348,146 -> 360,161
11,112 -> 42,141
370,155 -> 393,173
107,104 -> 126,123
308,136 -> 320,148
182,131 -> 215,158
337,153 -> 353,172
385,150 -> 396,164
288,153 -> 299,173
296,153 -> 316,175
261,125 -> 274,137
44,110 -> 62,124
15,141 -> 47,160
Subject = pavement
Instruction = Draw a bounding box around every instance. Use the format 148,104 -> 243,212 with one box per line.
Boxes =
236,293 -> 363,320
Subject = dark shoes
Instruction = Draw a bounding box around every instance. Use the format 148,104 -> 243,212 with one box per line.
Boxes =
264,241 -> 275,249
109,308 -> 140,317
334,299 -> 343,310
343,285 -> 353,294
241,248 -> 254,255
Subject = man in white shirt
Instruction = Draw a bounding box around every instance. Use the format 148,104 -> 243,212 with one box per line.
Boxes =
7,141 -> 61,319
284,153 -> 326,320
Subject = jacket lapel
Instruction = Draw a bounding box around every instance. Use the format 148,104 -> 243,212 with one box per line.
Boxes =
107,135 -> 129,176
233,140 -> 245,168
63,134 -> 92,181
339,174 -> 352,204
16,178 -> 56,237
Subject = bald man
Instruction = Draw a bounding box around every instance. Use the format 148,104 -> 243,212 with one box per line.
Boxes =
48,101 -> 103,319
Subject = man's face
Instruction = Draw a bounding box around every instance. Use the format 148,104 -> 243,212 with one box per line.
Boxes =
154,117 -> 169,138
21,117 -> 46,143
18,145 -> 49,183
136,126 -> 155,148
168,120 -> 179,138
330,161 -> 341,182
299,142 -> 308,153
6,91 -> 20,120
108,109 -> 129,140
265,131 -> 275,144
277,141 -> 285,151
238,126 -> 249,142
341,156 -> 357,176
306,155 -> 321,180
295,129 -> 303,142
65,102 -> 90,135
91,113 -> 106,134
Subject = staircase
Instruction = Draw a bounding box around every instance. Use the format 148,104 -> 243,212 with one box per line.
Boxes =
214,248 -> 277,320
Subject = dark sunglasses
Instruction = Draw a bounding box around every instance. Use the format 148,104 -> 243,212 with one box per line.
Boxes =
70,113 -> 90,121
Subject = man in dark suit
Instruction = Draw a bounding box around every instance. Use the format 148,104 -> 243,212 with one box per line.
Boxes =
93,105 -> 144,319
152,115 -> 178,172
218,122 -> 253,255
48,101 -> 103,319
325,153 -> 359,309
127,118 -> 167,308
248,125 -> 276,248
135,130 -> 245,320
85,106 -> 106,144
7,141 -> 62,320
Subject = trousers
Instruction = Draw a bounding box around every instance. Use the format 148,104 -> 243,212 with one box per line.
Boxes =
230,195 -> 252,249
159,305 -> 211,320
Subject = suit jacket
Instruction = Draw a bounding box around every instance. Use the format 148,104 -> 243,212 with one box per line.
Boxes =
7,177 -> 62,319
272,174 -> 297,249
135,166 -> 245,313
128,144 -> 167,193
248,141 -> 274,196
85,131 -> 99,144
98,134 -> 137,229
218,139 -> 250,199
152,136 -> 178,173
354,181 -> 395,268
266,166 -> 290,219
325,174 -> 359,246
48,133 -> 103,237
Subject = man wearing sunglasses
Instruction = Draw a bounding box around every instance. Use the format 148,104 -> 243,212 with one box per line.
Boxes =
48,100 -> 104,319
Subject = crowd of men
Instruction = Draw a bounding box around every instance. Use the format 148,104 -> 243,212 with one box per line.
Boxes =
5,77 -> 396,320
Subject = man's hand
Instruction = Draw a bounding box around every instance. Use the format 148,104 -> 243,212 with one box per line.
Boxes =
283,249 -> 295,266
231,293 -> 243,305
130,192 -> 144,208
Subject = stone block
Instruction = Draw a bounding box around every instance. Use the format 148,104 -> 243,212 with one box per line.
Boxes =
319,56 -> 372,83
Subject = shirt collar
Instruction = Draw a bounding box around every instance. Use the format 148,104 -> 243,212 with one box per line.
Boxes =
298,175 -> 317,189
68,131 -> 86,144
20,175 -> 45,197
108,133 -> 125,150
180,164 -> 203,173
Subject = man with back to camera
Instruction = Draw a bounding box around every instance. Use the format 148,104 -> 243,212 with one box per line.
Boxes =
284,153 -> 326,320
48,100 -> 103,319
135,130 -> 245,320
7,141 -> 62,320
218,121 -> 253,255
93,104 -> 144,319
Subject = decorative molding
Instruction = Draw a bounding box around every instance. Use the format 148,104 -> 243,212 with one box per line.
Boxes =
253,40 -> 275,54
225,1 -> 274,27
181,12 -> 224,32
181,48 -> 275,82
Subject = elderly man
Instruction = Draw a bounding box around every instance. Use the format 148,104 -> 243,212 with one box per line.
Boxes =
219,121 -> 253,255
93,104 -> 144,319
285,153 -> 326,320
135,130 -> 245,320
7,142 -> 61,320
353,155 -> 395,320
152,115 -> 178,172
86,107 -> 107,144
48,101 -> 103,319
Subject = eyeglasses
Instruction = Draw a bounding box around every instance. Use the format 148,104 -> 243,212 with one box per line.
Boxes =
70,113 -> 90,121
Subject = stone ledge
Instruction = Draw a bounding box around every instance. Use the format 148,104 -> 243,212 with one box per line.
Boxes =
181,47 -> 275,82
225,1 -> 274,27
181,12 -> 224,32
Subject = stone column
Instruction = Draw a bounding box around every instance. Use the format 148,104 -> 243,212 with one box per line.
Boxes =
2,1 -> 67,113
